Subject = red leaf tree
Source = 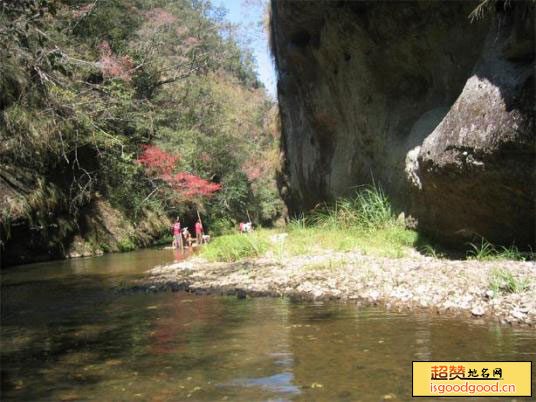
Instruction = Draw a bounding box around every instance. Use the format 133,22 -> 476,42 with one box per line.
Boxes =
136,145 -> 220,206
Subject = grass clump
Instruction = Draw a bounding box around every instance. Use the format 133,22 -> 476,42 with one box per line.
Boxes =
418,244 -> 446,259
310,185 -> 394,230
284,184 -> 416,258
201,231 -> 269,262
489,268 -> 530,294
468,239 -> 531,261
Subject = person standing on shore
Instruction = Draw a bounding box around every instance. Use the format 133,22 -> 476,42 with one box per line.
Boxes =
172,218 -> 183,251
195,219 -> 204,245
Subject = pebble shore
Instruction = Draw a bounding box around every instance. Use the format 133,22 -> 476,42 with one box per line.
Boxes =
141,251 -> 536,326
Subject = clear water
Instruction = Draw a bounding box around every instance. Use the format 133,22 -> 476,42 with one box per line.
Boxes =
1,249 -> 535,401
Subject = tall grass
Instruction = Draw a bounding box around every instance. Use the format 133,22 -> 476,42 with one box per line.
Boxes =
310,184 -> 395,230
283,185 -> 415,258
201,186 -> 532,263
202,185 -> 418,262
201,232 -> 269,262
287,214 -> 308,231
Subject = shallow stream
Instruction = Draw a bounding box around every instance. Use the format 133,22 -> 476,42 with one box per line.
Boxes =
1,249 -> 534,401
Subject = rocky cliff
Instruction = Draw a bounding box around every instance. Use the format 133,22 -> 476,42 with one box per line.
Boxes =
271,0 -> 535,248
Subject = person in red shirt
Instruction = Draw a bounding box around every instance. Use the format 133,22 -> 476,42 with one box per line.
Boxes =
172,218 -> 183,251
195,219 -> 204,245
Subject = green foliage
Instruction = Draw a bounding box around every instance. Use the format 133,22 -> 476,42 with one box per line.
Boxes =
282,225 -> 416,259
276,187 -> 417,259
1,0 -> 283,244
209,217 -> 236,237
118,237 -> 136,252
489,268 -> 530,294
155,233 -> 173,246
287,215 -> 308,232
418,244 -> 446,259
201,232 -> 269,262
196,186 -> 421,263
468,238 -> 497,260
69,0 -> 142,49
352,186 -> 393,229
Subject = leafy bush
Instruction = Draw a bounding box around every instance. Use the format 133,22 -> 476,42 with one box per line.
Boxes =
118,237 -> 136,252
209,218 -> 236,237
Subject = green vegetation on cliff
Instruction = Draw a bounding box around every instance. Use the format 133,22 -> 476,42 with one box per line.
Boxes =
0,0 -> 282,265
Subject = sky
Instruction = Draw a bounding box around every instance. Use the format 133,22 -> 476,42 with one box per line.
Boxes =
217,0 -> 277,98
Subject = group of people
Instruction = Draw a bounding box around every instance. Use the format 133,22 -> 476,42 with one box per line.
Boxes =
172,218 -> 208,250
172,218 -> 254,250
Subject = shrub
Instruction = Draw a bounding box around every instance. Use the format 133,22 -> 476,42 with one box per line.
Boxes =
118,237 -> 136,252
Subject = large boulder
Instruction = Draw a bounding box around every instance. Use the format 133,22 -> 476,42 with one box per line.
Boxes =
271,0 -> 534,248
408,2 -> 535,247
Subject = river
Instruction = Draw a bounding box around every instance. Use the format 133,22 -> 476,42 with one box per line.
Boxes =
1,249 -> 534,401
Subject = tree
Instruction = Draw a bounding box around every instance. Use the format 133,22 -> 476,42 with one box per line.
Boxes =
136,145 -> 220,210
1,0 -> 283,249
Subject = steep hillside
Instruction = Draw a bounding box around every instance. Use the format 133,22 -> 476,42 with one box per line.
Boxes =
0,0 -> 282,266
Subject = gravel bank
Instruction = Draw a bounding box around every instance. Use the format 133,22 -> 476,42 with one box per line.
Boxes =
140,251 -> 536,326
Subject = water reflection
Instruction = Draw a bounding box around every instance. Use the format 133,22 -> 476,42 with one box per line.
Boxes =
229,372 -> 301,394
1,251 -> 535,401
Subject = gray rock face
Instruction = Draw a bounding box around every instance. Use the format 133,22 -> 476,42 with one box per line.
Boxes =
408,3 -> 535,247
271,0 -> 535,248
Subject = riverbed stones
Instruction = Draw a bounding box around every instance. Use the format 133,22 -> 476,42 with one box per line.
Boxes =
141,251 -> 536,326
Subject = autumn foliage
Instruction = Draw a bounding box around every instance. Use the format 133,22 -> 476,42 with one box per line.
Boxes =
97,41 -> 134,81
136,144 -> 178,176
137,145 -> 220,203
